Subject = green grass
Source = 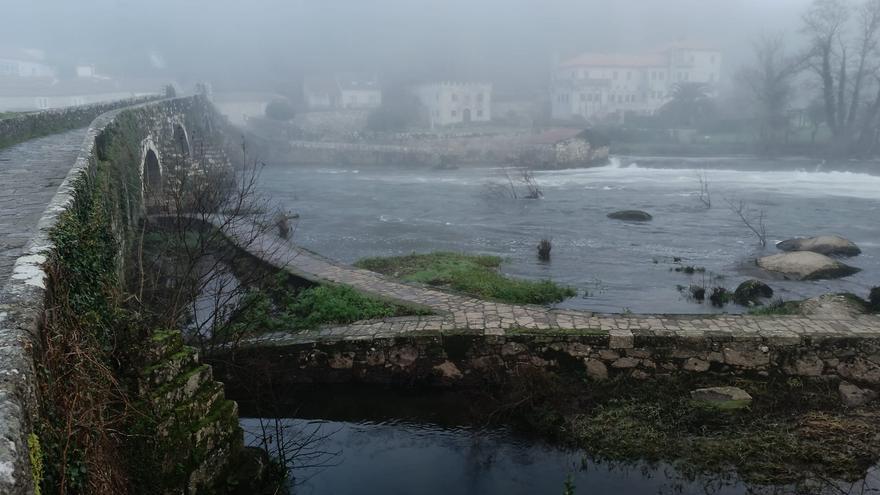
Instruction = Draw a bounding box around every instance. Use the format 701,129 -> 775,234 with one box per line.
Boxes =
226,283 -> 430,336
355,252 -> 576,305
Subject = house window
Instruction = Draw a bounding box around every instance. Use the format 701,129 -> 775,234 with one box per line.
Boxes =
451,93 -> 458,101
627,71 -> 632,80
659,72 -> 665,80
711,55 -> 716,64
613,71 -> 618,80
476,93 -> 484,102
477,110 -> 483,117
451,110 -> 457,117
580,93 -> 586,102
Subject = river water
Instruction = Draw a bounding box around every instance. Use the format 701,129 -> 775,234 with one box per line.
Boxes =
259,155 -> 880,314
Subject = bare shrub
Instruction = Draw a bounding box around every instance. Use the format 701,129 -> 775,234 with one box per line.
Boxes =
537,238 -> 552,261
726,197 -> 767,247
697,170 -> 711,208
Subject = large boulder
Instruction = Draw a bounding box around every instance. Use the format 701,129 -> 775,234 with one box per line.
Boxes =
607,210 -> 652,222
776,235 -> 861,257
757,252 -> 860,280
733,279 -> 773,306
800,293 -> 869,319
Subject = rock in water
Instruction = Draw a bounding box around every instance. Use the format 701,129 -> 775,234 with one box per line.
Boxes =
776,235 -> 861,257
800,294 -> 869,319
733,279 -> 773,306
607,210 -> 652,222
757,252 -> 860,280
690,386 -> 753,410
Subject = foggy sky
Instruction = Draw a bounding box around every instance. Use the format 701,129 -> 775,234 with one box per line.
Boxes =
4,0 -> 814,91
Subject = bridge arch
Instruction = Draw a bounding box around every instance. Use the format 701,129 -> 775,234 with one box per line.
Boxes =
140,138 -> 163,197
171,119 -> 191,157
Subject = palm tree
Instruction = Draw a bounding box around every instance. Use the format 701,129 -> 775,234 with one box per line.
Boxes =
659,82 -> 714,127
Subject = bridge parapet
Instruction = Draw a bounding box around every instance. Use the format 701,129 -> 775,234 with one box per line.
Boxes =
0,96 -> 240,494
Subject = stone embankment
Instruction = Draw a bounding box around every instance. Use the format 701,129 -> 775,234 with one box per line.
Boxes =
208,219 -> 880,399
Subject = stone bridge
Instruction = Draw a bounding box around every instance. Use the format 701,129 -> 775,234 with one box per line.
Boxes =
1,96 -> 879,494
0,96 -> 243,494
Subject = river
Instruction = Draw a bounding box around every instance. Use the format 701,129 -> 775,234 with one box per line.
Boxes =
259,155 -> 880,314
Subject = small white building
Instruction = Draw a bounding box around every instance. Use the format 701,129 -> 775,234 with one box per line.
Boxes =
0,48 -> 54,78
303,73 -> 382,111
414,82 -> 492,127
550,42 -> 722,123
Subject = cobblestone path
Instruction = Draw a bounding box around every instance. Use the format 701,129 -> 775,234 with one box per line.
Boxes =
214,218 -> 880,347
0,129 -> 87,286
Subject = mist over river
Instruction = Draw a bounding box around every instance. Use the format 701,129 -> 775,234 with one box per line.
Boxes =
259,156 -> 880,314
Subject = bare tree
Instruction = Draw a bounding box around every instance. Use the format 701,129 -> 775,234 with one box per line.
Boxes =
697,170 -> 712,209
726,198 -> 768,247
737,33 -> 807,151
137,134 -> 292,355
520,169 -> 543,199
802,0 -> 880,154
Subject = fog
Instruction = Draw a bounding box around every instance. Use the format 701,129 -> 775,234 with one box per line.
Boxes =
4,0 -> 811,90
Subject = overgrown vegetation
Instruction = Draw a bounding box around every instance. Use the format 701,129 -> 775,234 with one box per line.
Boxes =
488,369 -> 880,489
354,252 -> 576,304
222,278 -> 430,338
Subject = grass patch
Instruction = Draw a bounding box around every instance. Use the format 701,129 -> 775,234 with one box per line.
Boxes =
355,252 -> 576,305
748,299 -> 803,316
226,281 -> 430,336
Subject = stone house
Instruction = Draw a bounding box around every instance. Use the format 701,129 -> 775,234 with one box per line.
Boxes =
413,82 -> 492,127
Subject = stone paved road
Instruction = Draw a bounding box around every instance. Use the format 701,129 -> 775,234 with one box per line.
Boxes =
0,129 -> 87,285
206,217 -> 880,347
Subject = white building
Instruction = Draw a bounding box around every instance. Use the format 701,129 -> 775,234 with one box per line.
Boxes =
303,73 -> 382,110
0,48 -> 54,78
414,82 -> 492,127
550,42 -> 722,123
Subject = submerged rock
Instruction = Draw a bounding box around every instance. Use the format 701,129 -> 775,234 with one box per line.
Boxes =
733,279 -> 773,306
870,287 -> 880,311
838,381 -> 878,408
800,294 -> 869,319
756,252 -> 860,281
690,386 -> 753,410
776,235 -> 861,257
607,210 -> 652,222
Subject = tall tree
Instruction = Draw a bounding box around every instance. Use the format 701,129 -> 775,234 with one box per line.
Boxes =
737,34 -> 805,151
802,0 -> 880,154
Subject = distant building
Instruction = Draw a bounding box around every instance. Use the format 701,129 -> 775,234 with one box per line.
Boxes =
0,48 -> 54,78
303,73 -> 382,110
212,92 -> 284,126
413,82 -> 492,127
550,42 -> 722,123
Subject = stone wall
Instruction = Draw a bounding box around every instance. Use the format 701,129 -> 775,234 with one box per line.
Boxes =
0,96 -> 242,495
211,327 -> 880,399
0,95 -> 159,150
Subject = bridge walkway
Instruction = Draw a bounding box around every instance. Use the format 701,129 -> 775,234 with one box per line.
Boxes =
215,217 -> 880,347
0,128 -> 88,287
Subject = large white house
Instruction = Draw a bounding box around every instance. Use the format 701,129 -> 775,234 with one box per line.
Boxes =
550,42 -> 722,123
303,73 -> 382,110
413,82 -> 492,127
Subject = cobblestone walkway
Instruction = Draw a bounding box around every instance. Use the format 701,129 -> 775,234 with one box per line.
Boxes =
214,218 -> 880,347
0,129 -> 87,286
